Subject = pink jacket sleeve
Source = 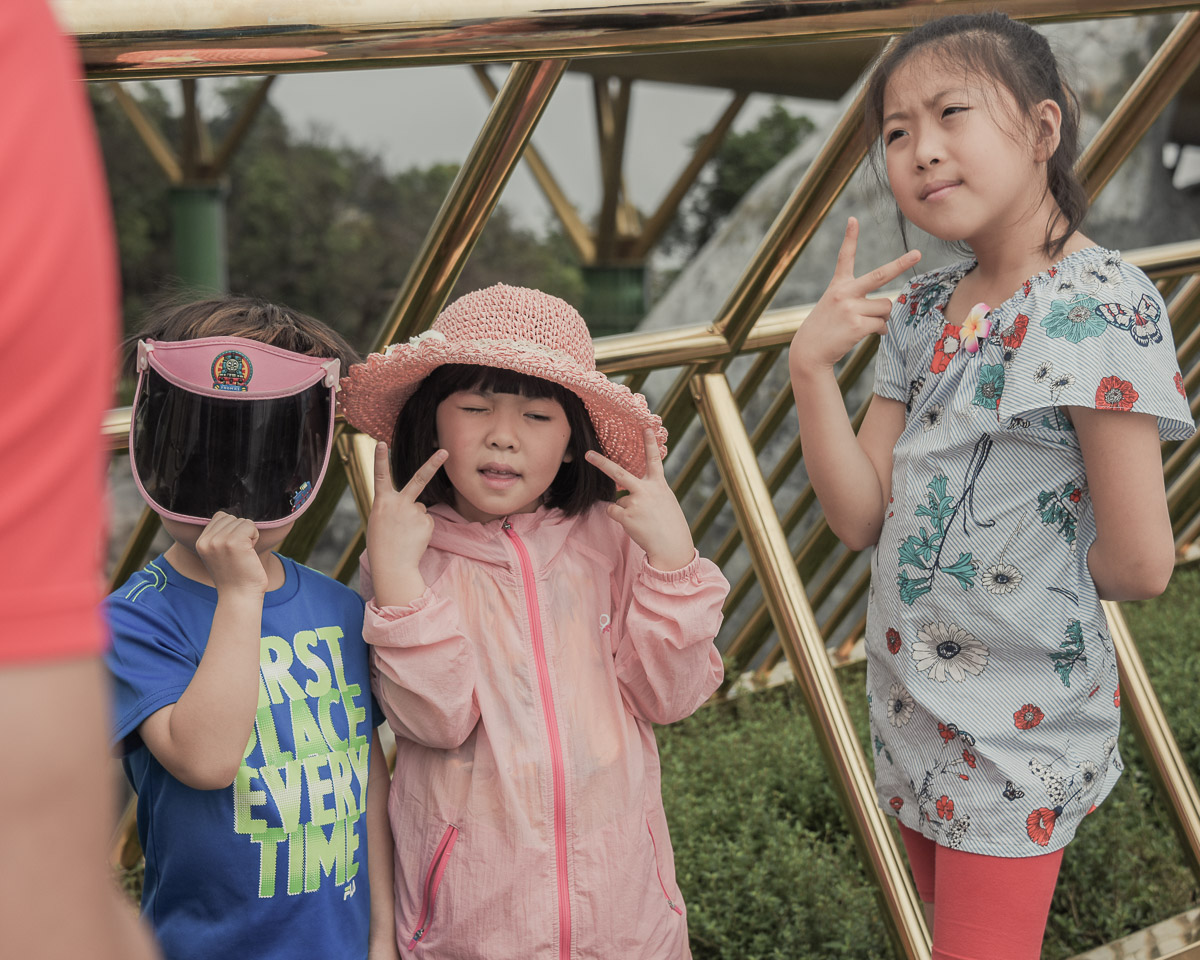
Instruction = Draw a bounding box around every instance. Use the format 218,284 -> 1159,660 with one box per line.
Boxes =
611,541 -> 728,725
360,556 -> 481,750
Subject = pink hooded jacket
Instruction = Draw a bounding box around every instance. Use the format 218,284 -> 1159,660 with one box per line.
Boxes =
361,502 -> 728,959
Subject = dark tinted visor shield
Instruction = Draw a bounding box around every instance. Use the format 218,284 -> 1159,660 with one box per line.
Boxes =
129,337 -> 338,527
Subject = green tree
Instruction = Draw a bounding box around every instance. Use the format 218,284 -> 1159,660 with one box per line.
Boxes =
668,100 -> 814,258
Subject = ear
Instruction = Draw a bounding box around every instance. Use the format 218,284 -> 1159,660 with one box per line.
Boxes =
562,450 -> 574,463
1033,98 -> 1062,163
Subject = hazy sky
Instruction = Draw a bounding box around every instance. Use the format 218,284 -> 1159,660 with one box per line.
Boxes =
257,66 -> 834,234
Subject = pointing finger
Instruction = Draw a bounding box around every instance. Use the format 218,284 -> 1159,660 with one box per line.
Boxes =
854,248 -> 922,296
373,442 -> 394,491
585,449 -> 637,490
399,449 -> 449,502
832,217 -> 860,281
642,428 -> 665,479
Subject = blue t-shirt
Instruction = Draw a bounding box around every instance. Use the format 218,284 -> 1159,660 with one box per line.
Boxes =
105,554 -> 384,960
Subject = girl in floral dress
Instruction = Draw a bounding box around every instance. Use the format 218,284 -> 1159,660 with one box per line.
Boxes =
789,13 -> 1194,960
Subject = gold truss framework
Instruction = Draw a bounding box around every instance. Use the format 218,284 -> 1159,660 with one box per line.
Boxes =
68,2 -> 1200,958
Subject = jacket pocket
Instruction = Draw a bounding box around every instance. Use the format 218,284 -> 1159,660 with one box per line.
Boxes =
407,824 -> 459,950
646,820 -> 684,916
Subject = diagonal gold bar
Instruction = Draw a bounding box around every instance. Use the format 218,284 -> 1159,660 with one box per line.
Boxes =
369,59 -> 567,352
1076,11 -> 1200,201
593,76 -> 632,263
631,91 -> 749,262
107,82 -> 183,184
471,65 -> 595,263
711,78 -> 871,357
1105,600 -> 1200,878
210,75 -> 276,177
691,371 -> 930,960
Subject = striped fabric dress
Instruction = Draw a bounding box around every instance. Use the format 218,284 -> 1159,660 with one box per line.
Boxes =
866,247 -> 1195,857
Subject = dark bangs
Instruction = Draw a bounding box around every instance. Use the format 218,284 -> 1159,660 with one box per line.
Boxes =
389,363 -> 616,516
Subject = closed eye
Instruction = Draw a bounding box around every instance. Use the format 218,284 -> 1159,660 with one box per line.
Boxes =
525,412 -> 553,422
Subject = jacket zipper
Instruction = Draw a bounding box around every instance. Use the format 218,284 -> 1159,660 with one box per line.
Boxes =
647,820 -> 684,915
503,519 -> 572,960
407,824 -> 459,950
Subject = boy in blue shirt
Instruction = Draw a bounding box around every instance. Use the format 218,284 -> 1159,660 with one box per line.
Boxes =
105,297 -> 399,960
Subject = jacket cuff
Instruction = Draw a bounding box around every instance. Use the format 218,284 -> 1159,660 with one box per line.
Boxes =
640,549 -> 705,583
366,586 -> 437,621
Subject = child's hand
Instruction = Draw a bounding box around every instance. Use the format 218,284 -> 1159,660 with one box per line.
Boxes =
366,443 -> 448,607
195,511 -> 268,596
789,217 -> 921,376
585,428 -> 695,572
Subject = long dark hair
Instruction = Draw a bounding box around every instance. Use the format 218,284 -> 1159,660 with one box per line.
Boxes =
389,363 -> 616,516
864,12 -> 1087,258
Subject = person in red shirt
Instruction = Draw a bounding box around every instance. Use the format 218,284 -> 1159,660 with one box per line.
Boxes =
0,2 -> 158,957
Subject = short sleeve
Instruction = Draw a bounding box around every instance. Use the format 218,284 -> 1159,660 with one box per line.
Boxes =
104,592 -> 198,752
873,280 -> 916,402
998,258 -> 1196,441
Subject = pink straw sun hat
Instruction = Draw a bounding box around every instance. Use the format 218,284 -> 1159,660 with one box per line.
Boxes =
338,284 -> 667,477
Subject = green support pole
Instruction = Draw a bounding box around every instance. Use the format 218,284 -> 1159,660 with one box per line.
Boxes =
169,182 -> 228,295
581,264 -> 646,337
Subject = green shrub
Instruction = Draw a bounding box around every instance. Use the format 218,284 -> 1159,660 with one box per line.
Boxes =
659,566 -> 1200,958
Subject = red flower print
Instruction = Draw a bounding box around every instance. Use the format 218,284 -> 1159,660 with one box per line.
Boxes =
1069,488 -> 1082,503
1114,687 -> 1121,708
937,723 -> 956,743
936,796 -> 955,820
1175,371 -> 1187,397
1095,375 -> 1138,412
889,796 -> 904,811
958,773 -> 970,780
1048,267 -> 1057,278
1026,807 -> 1059,847
886,628 -> 902,655
1002,314 -> 1029,349
1022,279 -> 1033,297
1014,704 -> 1044,730
962,749 -> 977,768
930,324 -> 961,374
897,293 -> 907,305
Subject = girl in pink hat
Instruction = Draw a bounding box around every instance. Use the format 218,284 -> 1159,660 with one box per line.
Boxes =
339,284 -> 729,960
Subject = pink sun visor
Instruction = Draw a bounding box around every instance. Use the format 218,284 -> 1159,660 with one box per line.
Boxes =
129,336 -> 339,527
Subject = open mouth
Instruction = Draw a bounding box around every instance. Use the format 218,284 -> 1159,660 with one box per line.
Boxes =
479,465 -> 520,488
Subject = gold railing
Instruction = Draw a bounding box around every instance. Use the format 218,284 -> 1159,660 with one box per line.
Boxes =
63,2 -> 1200,958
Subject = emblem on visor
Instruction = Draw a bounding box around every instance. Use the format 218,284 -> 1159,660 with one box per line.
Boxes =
290,482 -> 314,512
211,350 -> 254,392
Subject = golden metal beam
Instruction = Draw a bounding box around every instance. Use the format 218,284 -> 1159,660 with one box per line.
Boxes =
108,505 -> 162,591
107,81 -> 183,184
370,59 -> 567,351
471,65 -> 596,263
711,76 -> 872,357
632,92 -> 749,261
1105,600 -> 1200,879
691,371 -> 930,960
594,76 -> 633,262
210,74 -> 276,177
1077,11 -> 1200,200
61,1 -> 1200,80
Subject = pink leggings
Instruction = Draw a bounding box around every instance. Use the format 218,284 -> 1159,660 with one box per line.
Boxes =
899,824 -> 1063,960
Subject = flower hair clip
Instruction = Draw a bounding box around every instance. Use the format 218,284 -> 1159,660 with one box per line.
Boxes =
961,303 -> 992,353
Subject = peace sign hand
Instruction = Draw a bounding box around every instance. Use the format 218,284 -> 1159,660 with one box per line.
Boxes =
365,443 -> 448,607
585,428 -> 695,572
789,217 -> 921,376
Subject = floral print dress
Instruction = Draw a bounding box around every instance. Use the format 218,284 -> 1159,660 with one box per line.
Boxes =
868,247 -> 1195,857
